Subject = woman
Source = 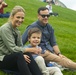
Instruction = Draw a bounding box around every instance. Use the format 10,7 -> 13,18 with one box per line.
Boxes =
0,6 -> 42,75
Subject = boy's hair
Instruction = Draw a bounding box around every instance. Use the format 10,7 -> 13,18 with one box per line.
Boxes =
28,27 -> 42,38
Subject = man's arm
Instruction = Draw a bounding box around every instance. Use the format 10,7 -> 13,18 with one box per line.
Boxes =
53,45 -> 61,55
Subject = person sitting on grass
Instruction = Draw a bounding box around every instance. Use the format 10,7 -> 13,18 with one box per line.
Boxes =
0,0 -> 10,18
24,27 -> 63,75
0,5 -> 43,75
22,6 -> 76,70
46,2 -> 58,16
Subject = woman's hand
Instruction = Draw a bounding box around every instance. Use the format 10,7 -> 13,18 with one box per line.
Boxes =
25,47 -> 42,54
23,55 -> 31,63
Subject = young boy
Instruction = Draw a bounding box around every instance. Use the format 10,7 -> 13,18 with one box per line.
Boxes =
24,27 -> 63,75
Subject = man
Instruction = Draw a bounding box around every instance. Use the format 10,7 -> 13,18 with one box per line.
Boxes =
22,7 -> 76,70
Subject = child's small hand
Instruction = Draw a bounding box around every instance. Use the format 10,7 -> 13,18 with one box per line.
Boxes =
32,47 -> 42,54
37,47 -> 42,54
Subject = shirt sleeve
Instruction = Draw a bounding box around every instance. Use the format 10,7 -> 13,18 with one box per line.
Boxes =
49,26 -> 57,46
1,26 -> 25,53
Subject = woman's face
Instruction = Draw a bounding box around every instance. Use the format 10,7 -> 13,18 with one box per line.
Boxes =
11,11 -> 25,28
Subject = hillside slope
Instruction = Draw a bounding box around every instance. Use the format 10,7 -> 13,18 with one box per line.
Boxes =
0,0 -> 76,75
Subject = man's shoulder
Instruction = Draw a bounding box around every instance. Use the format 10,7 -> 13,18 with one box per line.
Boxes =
47,23 -> 54,31
27,21 -> 38,28
31,21 -> 38,26
47,23 -> 52,28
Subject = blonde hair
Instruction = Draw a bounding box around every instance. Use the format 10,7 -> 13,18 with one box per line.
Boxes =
8,5 -> 25,22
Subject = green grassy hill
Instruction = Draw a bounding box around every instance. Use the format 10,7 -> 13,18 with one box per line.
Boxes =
0,0 -> 76,75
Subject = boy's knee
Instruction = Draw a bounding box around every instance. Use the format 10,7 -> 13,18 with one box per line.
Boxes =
35,56 -> 44,63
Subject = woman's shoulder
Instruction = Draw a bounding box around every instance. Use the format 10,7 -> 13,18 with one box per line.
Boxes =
0,22 -> 12,32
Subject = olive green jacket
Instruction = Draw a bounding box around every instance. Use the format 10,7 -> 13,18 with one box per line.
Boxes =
0,22 -> 25,61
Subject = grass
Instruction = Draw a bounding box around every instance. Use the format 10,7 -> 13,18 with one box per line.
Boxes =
0,70 -> 8,75
0,0 -> 76,75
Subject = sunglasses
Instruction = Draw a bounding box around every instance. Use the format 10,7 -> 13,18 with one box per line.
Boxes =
39,14 -> 50,18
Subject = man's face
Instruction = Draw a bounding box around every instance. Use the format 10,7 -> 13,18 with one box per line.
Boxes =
38,9 -> 50,25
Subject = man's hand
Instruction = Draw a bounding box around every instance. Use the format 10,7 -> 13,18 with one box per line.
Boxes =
40,50 -> 50,57
58,54 -> 65,58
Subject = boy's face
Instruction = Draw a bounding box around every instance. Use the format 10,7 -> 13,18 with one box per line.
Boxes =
28,33 -> 41,47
